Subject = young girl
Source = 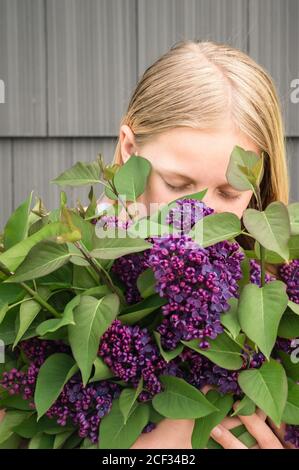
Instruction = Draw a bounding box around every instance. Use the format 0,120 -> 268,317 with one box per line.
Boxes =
100,39 -> 294,449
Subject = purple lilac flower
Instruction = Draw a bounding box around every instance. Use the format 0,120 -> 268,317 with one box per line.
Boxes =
98,319 -> 167,401
96,214 -> 133,231
142,422 -> 156,433
46,373 -> 121,443
1,339 -> 70,405
165,198 -> 214,233
111,252 -> 151,304
249,259 -> 276,286
284,425 -> 299,448
175,344 -> 266,397
148,233 -> 244,350
0,338 -> 122,445
278,259 -> 299,304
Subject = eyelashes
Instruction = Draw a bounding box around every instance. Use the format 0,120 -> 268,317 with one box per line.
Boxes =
164,181 -> 192,192
218,191 -> 241,201
164,181 -> 241,201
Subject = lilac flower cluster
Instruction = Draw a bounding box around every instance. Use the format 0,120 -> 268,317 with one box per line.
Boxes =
98,319 -> 167,401
168,344 -> 266,397
95,214 -> 133,231
148,233 -> 244,350
249,258 -> 276,286
0,338 -> 122,444
278,259 -> 299,304
46,373 -> 121,443
111,252 -> 151,304
165,198 -> 214,233
1,339 -> 69,405
284,425 -> 299,448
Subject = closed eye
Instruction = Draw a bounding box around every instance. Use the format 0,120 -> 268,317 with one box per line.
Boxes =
218,190 -> 241,200
164,181 -> 193,192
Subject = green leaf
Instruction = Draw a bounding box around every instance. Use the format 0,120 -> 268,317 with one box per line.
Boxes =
231,395 -> 256,417
191,212 -> 241,247
104,155 -> 152,202
277,350 -> 299,382
238,281 -> 289,359
278,309 -> 299,338
0,433 -> 21,449
119,378 -> 143,424
99,399 -> 150,449
288,202 -> 299,235
3,192 -> 33,250
53,430 -> 74,449
0,221 -> 70,272
152,375 -> 218,419
257,235 -> 299,263
0,284 -> 25,307
137,268 -> 156,299
68,294 -> 120,385
192,390 -> 234,448
4,240 -> 72,283
288,300 -> 299,315
36,295 -> 80,336
28,432 -> 55,449
13,286 -> 51,348
0,411 -> 31,444
0,303 -> 9,325
243,202 -> 291,261
4,240 -> 71,282
238,359 -> 288,427
220,297 -> 240,339
90,229 -> 152,259
62,433 -> 83,449
231,424 -> 257,447
51,161 -> 101,187
178,188 -> 208,202
182,332 -> 243,370
119,295 -> 167,325
0,394 -> 33,411
127,217 -> 178,238
282,379 -> 299,424
225,145 -> 262,192
0,307 -> 44,345
153,331 -> 184,362
89,357 -> 115,382
34,353 -> 78,419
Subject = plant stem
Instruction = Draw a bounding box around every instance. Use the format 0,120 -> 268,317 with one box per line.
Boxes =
253,187 -> 265,287
74,241 -> 106,282
73,241 -> 125,304
241,230 -> 256,239
260,244 -> 266,287
20,283 -> 62,318
0,264 -> 61,318
108,180 -> 134,222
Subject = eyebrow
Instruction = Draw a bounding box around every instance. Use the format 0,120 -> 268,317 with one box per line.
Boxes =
157,168 -> 194,182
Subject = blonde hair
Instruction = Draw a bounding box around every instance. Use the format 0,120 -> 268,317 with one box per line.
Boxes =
111,39 -> 290,274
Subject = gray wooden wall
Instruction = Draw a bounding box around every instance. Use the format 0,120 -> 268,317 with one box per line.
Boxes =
0,0 -> 298,230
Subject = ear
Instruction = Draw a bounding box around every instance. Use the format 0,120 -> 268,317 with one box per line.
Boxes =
119,124 -> 138,164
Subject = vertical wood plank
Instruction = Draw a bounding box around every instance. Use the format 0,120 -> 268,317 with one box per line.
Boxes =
137,0 -> 248,74
286,138 -> 299,202
0,140 -> 13,230
249,0 -> 299,137
0,0 -> 46,136
47,0 -> 137,136
12,139 -> 73,210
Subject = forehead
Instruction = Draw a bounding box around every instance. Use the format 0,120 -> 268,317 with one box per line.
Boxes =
148,126 -> 260,183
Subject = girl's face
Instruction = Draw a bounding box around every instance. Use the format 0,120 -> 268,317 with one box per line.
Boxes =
119,123 -> 261,219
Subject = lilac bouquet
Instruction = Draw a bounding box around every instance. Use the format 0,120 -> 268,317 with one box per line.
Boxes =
0,146 -> 298,449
